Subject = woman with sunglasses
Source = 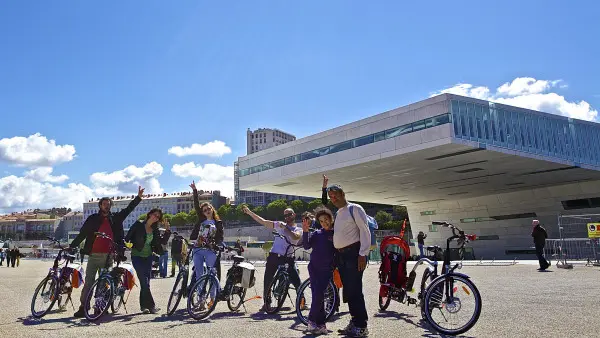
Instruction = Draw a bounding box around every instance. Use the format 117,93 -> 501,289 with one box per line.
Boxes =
125,208 -> 171,314
190,181 -> 224,283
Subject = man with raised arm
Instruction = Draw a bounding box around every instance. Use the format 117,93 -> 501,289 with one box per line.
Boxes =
70,186 -> 145,318
326,183 -> 371,337
242,205 -> 302,312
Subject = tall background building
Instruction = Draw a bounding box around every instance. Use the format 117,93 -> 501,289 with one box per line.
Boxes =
236,127 -> 311,206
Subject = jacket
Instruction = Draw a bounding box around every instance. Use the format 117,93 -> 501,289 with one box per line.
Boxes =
125,220 -> 171,256
531,225 -> 548,247
70,196 -> 141,256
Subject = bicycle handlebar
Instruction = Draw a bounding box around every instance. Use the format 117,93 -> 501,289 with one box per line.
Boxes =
431,221 -> 477,247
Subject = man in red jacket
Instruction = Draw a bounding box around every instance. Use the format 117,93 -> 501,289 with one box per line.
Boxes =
70,186 -> 145,318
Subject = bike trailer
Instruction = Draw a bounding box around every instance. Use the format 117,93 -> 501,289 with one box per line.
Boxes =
378,236 -> 411,297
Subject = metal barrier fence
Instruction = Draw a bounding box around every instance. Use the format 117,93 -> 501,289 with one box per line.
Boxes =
555,214 -> 600,268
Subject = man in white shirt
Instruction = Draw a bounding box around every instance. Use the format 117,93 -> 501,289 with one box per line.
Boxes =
327,184 -> 370,337
242,205 -> 302,311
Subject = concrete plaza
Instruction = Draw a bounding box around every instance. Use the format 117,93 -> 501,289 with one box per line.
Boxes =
0,259 -> 598,337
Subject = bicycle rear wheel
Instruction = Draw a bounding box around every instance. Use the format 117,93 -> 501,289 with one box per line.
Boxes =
31,276 -> 59,318
167,271 -> 186,316
265,273 -> 288,314
419,269 -> 435,318
111,274 -> 126,314
84,276 -> 113,321
423,274 -> 482,336
226,280 -> 246,312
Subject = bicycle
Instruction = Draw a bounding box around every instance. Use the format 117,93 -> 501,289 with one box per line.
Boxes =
381,221 -> 481,336
264,231 -> 303,314
83,232 -> 136,321
186,243 -> 260,320
167,236 -> 199,315
31,237 -> 83,318
295,267 -> 341,325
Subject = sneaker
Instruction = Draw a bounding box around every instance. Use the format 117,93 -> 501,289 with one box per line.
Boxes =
149,307 -> 161,314
142,308 -> 150,314
349,326 -> 369,337
73,308 -> 85,318
314,324 -> 328,335
338,322 -> 354,334
305,321 -> 318,333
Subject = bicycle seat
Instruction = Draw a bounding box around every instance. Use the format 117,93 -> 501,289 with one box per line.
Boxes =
65,254 -> 77,259
426,245 -> 441,252
232,255 -> 245,263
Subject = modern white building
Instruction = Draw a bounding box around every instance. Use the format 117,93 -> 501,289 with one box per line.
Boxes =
83,191 -> 226,231
238,93 -> 600,258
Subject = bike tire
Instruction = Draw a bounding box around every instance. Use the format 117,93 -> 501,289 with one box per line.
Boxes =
31,275 -> 59,318
419,268 -> 435,319
84,276 -> 113,322
378,292 -> 392,311
265,273 -> 288,314
167,271 -> 186,316
423,274 -> 482,336
296,279 -> 338,325
110,274 -> 126,314
187,274 -> 219,320
226,276 -> 246,312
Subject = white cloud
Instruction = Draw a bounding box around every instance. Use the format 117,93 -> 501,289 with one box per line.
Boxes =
0,175 -> 93,214
171,162 -> 234,198
0,133 -> 76,167
168,140 -> 232,157
432,77 -> 598,122
90,162 -> 164,196
25,167 -> 69,184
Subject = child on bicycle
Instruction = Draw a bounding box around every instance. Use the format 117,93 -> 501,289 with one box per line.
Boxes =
302,206 -> 336,335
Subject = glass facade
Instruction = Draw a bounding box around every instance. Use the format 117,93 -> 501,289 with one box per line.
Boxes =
239,113 -> 452,177
451,99 -> 600,167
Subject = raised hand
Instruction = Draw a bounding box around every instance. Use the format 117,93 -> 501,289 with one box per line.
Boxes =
190,180 -> 197,191
242,205 -> 250,214
302,218 -> 311,232
163,218 -> 170,231
322,174 -> 329,188
138,186 -> 145,197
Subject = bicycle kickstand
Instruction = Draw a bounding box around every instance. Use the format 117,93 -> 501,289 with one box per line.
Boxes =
68,295 -> 75,311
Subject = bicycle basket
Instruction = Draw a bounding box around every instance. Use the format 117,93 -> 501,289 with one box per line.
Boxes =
238,262 -> 256,289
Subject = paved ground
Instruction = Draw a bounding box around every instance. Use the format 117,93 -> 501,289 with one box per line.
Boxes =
1,259 -> 598,337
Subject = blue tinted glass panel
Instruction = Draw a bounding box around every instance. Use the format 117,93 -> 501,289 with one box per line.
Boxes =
459,101 -> 468,137
424,118 -> 434,128
284,156 -> 295,165
300,151 -> 318,161
330,140 -> 353,154
452,100 -> 460,135
315,147 -> 330,157
272,159 -> 285,168
434,114 -> 450,126
386,124 -> 412,138
412,120 -> 426,132
353,134 -> 374,147
374,131 -> 385,142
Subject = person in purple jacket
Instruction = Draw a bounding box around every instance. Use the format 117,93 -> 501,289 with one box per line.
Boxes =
302,206 -> 336,335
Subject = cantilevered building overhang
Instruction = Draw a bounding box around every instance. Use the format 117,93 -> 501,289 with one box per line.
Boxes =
238,94 -> 600,258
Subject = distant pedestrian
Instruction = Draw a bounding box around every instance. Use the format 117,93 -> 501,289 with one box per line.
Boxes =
417,231 -> 427,258
531,220 -> 550,270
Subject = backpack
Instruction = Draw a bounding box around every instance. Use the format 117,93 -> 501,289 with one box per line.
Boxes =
171,236 -> 183,256
345,204 -> 378,251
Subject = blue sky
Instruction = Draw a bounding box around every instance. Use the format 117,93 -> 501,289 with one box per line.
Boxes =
1,1 -> 599,213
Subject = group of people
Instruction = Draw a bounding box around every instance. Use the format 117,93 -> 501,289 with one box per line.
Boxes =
62,175 -> 371,337
1,247 -> 22,267
242,175 -> 371,337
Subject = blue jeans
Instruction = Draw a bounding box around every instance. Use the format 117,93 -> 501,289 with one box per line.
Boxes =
192,248 -> 217,281
131,255 -> 155,310
308,264 -> 333,326
336,243 -> 368,328
159,252 -> 169,277
418,244 -> 424,258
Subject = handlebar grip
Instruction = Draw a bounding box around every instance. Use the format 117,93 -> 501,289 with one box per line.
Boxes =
431,221 -> 448,226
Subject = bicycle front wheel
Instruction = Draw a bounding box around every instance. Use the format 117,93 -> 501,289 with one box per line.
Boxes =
265,273 -> 288,314
296,279 -> 338,325
187,274 -> 219,320
31,275 -> 59,318
167,270 -> 186,316
423,274 -> 482,336
84,276 -> 113,321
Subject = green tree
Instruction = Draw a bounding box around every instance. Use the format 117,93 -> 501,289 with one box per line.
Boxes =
307,199 -> 323,213
171,212 -> 188,227
217,205 -> 231,220
138,214 -> 147,221
253,205 -> 266,218
163,213 -> 173,223
290,200 -> 305,215
375,210 -> 393,226
393,205 -> 409,220
187,209 -> 199,225
266,199 -> 288,220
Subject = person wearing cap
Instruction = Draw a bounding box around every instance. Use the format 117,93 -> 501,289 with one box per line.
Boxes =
242,205 -> 302,312
531,219 -> 550,270
326,182 -> 370,337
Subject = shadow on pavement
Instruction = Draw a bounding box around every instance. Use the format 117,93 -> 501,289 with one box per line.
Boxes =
418,318 -> 476,338
374,310 -> 420,326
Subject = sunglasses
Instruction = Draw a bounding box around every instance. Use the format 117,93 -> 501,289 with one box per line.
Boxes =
326,184 -> 343,192
283,213 -> 294,217
202,208 -> 212,213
